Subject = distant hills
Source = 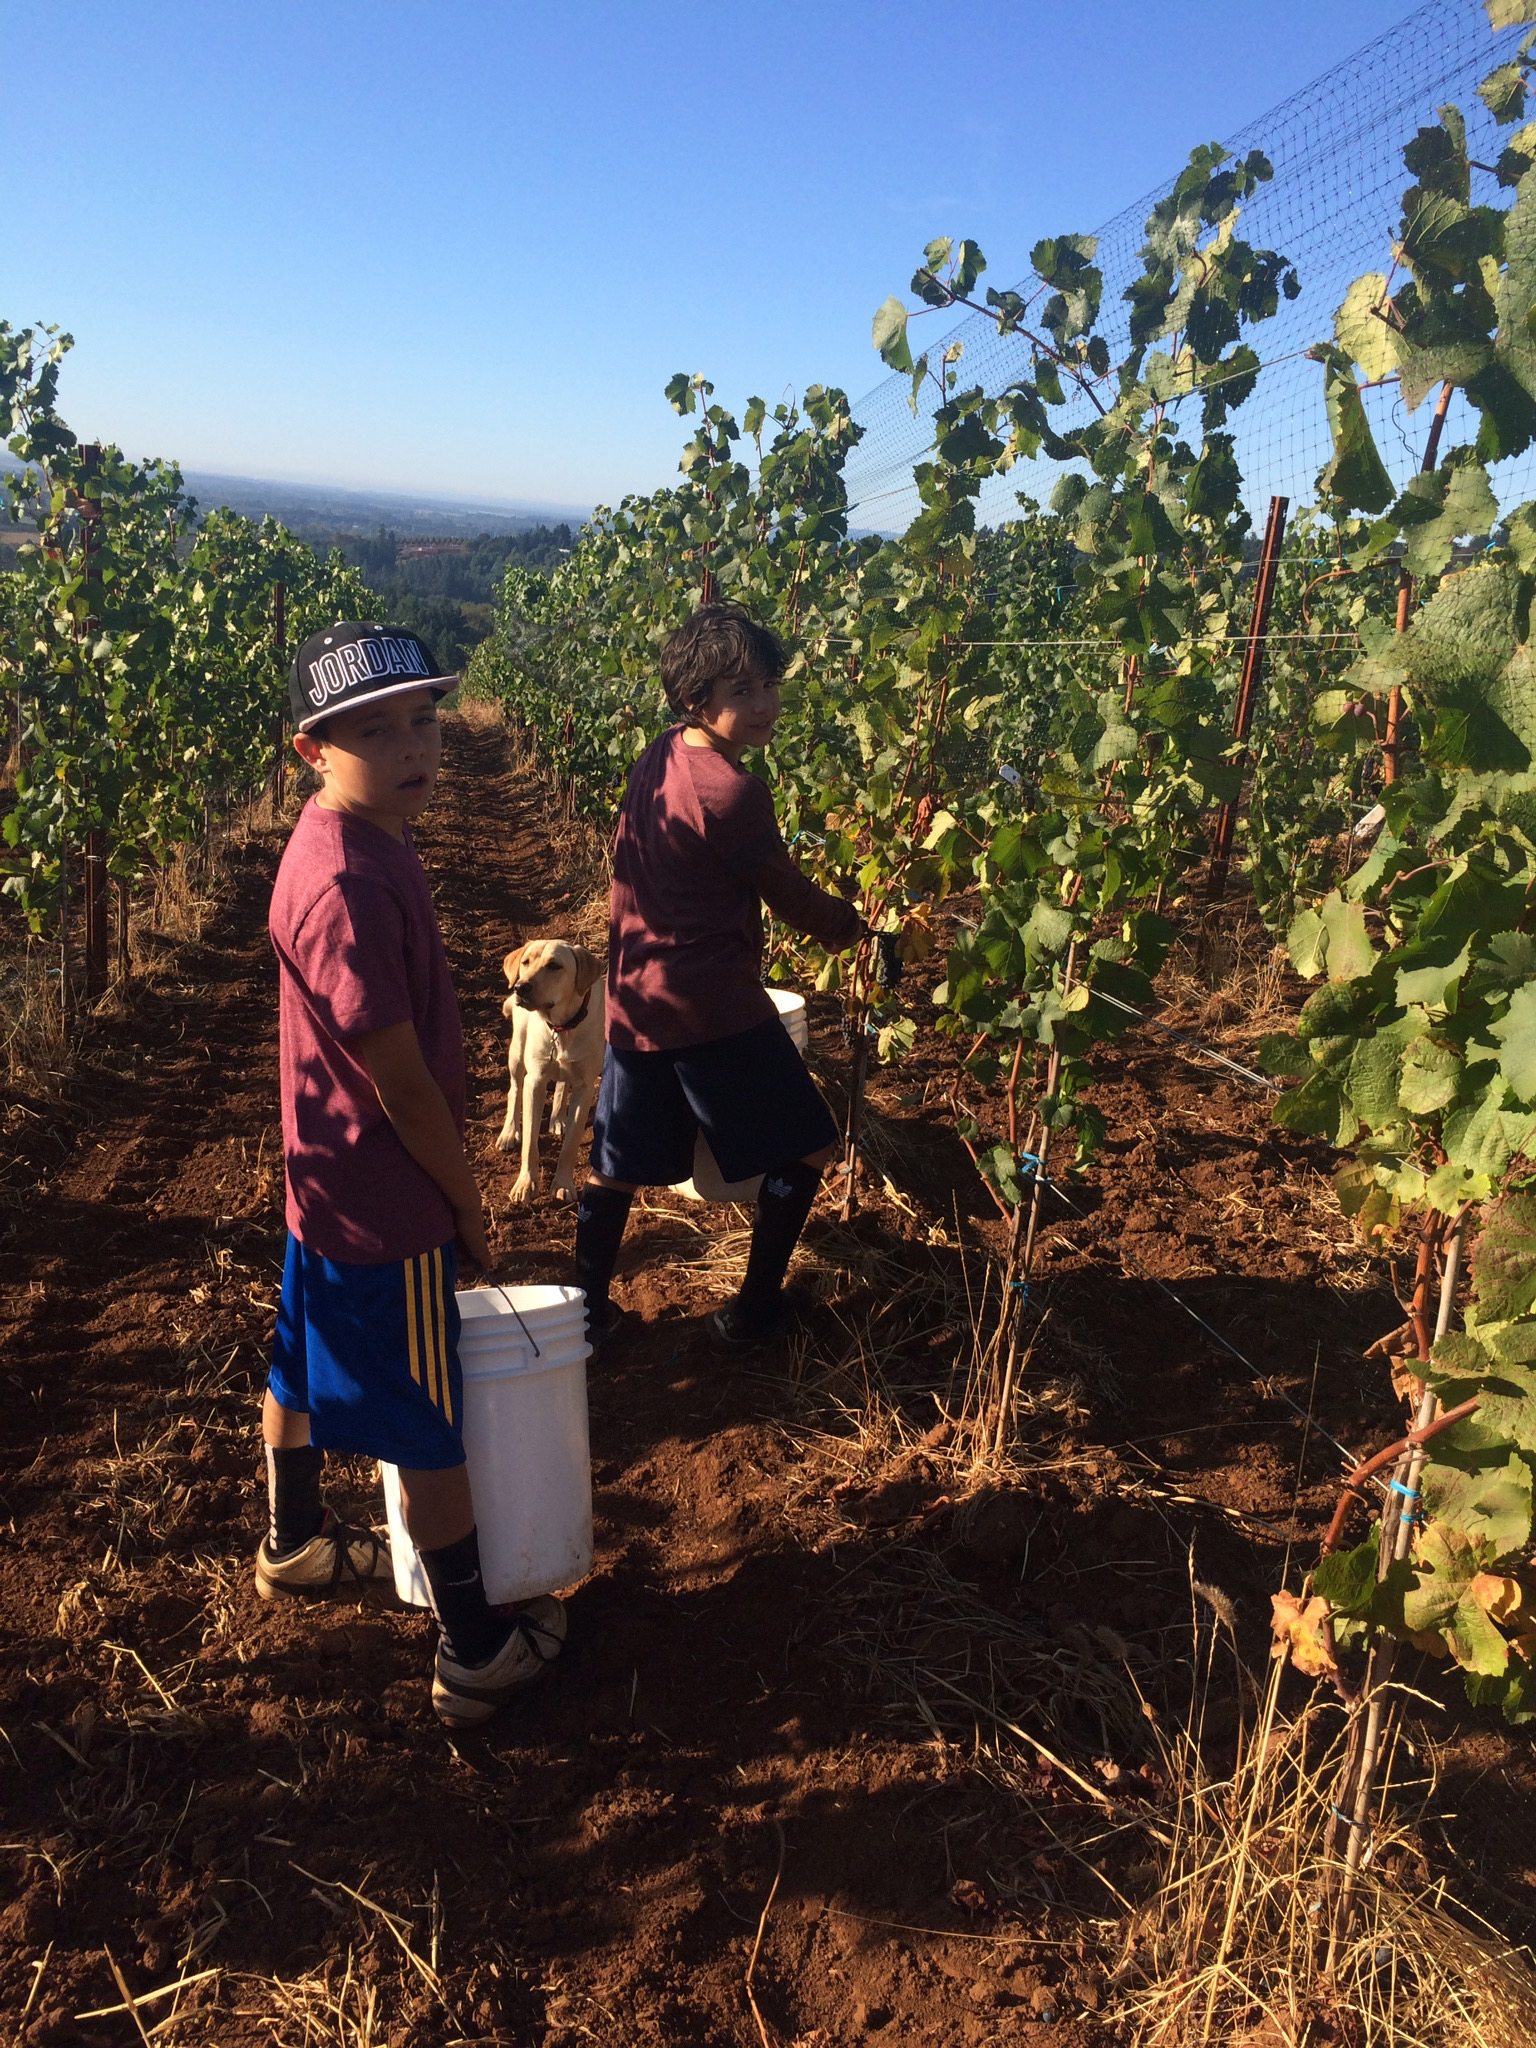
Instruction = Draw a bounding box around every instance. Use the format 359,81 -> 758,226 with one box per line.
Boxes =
0,452 -> 588,542
178,470 -> 589,542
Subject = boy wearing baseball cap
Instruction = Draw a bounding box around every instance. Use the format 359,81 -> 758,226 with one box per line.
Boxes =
257,624 -> 565,1726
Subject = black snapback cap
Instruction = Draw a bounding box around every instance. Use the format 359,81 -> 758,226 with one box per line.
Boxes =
289,622 -> 456,733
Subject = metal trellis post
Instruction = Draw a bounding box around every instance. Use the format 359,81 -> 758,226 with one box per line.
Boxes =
1206,494 -> 1289,905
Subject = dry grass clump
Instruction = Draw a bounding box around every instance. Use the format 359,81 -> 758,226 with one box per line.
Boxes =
823,1539 -> 1145,1763
2,779 -> 287,1096
1,939 -> 70,1092
1158,907 -> 1292,1039
485,696 -> 615,888
1110,1625 -> 1536,2048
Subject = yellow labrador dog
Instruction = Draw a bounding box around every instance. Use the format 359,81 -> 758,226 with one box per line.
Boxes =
498,941 -> 606,1205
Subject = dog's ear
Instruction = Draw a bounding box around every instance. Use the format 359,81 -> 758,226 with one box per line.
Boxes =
502,943 -> 527,987
571,946 -> 605,996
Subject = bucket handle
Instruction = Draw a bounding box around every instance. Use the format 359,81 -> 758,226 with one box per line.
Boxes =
487,1282 -> 541,1358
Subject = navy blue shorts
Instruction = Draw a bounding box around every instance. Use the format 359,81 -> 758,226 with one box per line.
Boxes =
589,1014 -> 839,1187
267,1234 -> 465,1470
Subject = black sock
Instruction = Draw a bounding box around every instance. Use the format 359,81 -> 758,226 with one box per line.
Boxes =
739,1159 -> 823,1312
575,1183 -> 634,1318
264,1443 -> 325,1557
418,1526 -> 512,1668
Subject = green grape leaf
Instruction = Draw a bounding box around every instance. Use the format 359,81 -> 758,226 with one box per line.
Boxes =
1334,273 -> 1398,380
876,1016 -> 918,1063
1258,1032 -> 1313,1079
1314,1536 -> 1382,1617
1287,906 -> 1327,979
1395,938 -> 1470,1011
1472,1189 -> 1536,1320
1448,1589 -> 1516,1674
1390,449 -> 1498,579
1318,356 -> 1395,512
1403,1519 -> 1484,1632
1443,1086 -> 1535,1179
1422,1455 -> 1533,1561
1025,898 -> 1074,955
1321,892 -> 1378,980
1407,563 -> 1536,772
1090,720 -> 1138,768
872,296 -> 913,373
1492,981 -> 1536,1102
1506,500 -> 1536,571
1479,59 -> 1528,125
1447,1359 -> 1536,1455
1347,1014 -> 1425,1124
1399,1035 -> 1463,1114
1297,979 -> 1373,1043
1272,1068 -> 1359,1146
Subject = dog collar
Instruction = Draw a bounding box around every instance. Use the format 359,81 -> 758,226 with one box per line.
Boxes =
552,991 -> 592,1034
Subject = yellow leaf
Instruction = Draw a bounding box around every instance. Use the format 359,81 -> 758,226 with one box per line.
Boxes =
895,917 -> 934,965
1407,1629 -> 1452,1657
1270,1591 -> 1339,1679
1471,1572 -> 1524,1624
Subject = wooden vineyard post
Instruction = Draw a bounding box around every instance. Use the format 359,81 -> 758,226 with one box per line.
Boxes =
270,581 -> 287,812
1384,379 -> 1454,784
839,1014 -> 871,1223
1207,494 -> 1288,904
78,446 -> 109,999
58,845 -> 72,1032
83,828 -> 109,998
116,877 -> 131,984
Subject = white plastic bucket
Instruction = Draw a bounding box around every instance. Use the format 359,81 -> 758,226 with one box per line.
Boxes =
381,1283 -> 593,1608
673,988 -> 813,1203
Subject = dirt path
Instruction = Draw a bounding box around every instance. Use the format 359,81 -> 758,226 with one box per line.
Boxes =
3,712 -> 1534,2047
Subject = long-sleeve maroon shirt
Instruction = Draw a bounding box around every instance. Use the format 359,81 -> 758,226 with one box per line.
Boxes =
606,725 -> 863,1052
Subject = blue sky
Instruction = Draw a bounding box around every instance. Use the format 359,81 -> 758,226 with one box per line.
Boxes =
7,0 -> 1421,511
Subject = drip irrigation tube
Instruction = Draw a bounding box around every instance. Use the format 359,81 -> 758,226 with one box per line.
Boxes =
1086,988 -> 1282,1092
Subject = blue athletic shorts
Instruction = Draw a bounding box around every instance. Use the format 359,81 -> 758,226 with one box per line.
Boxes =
589,1013 -> 839,1187
267,1234 -> 465,1470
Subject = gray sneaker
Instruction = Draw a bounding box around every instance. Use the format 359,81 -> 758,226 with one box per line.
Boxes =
431,1596 -> 567,1726
254,1511 -> 392,1600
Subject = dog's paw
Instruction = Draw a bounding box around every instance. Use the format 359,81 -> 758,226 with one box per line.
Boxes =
509,1173 -> 537,1205
552,1175 -> 578,1205
495,1128 -> 518,1154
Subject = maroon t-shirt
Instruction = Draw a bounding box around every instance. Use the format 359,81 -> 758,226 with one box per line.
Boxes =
607,725 -> 863,1052
270,799 -> 465,1263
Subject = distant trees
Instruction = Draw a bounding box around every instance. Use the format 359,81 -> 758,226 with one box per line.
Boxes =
318,526 -> 574,670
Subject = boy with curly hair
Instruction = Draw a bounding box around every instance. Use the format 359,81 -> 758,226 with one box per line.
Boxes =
575,603 -> 865,1347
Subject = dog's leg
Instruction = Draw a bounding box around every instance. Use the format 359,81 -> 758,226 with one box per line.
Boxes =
510,1071 -> 547,1205
497,1034 -> 523,1154
550,1074 -> 598,1205
548,1080 -> 568,1143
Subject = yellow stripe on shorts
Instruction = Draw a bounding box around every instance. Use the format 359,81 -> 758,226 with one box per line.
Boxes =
421,1253 -> 441,1410
431,1247 -> 453,1425
404,1254 -> 424,1388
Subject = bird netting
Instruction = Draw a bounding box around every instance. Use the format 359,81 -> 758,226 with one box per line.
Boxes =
842,0 -> 1532,534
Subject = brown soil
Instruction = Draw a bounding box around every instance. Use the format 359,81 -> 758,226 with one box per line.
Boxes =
2,711 -> 1534,2046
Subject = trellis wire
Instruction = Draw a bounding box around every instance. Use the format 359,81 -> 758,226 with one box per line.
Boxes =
844,0 -> 1534,534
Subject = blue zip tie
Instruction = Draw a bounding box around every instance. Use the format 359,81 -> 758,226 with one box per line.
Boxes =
1387,1480 -> 1420,1502
1017,1152 -> 1043,1174
1332,1805 -> 1357,1827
